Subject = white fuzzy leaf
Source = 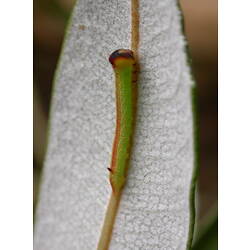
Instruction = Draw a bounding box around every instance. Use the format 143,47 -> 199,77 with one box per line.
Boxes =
34,0 -> 194,249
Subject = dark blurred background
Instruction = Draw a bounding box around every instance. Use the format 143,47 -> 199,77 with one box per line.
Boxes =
34,0 -> 217,247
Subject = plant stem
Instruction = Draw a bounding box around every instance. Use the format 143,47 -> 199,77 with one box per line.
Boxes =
97,1 -> 140,249
97,192 -> 121,250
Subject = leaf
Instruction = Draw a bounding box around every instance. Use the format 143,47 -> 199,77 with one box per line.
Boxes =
34,0 -> 195,249
192,214 -> 218,250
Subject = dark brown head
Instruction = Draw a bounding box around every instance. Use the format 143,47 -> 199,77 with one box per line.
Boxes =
109,49 -> 135,68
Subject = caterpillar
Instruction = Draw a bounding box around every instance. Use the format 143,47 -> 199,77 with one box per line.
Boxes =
108,49 -> 137,194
